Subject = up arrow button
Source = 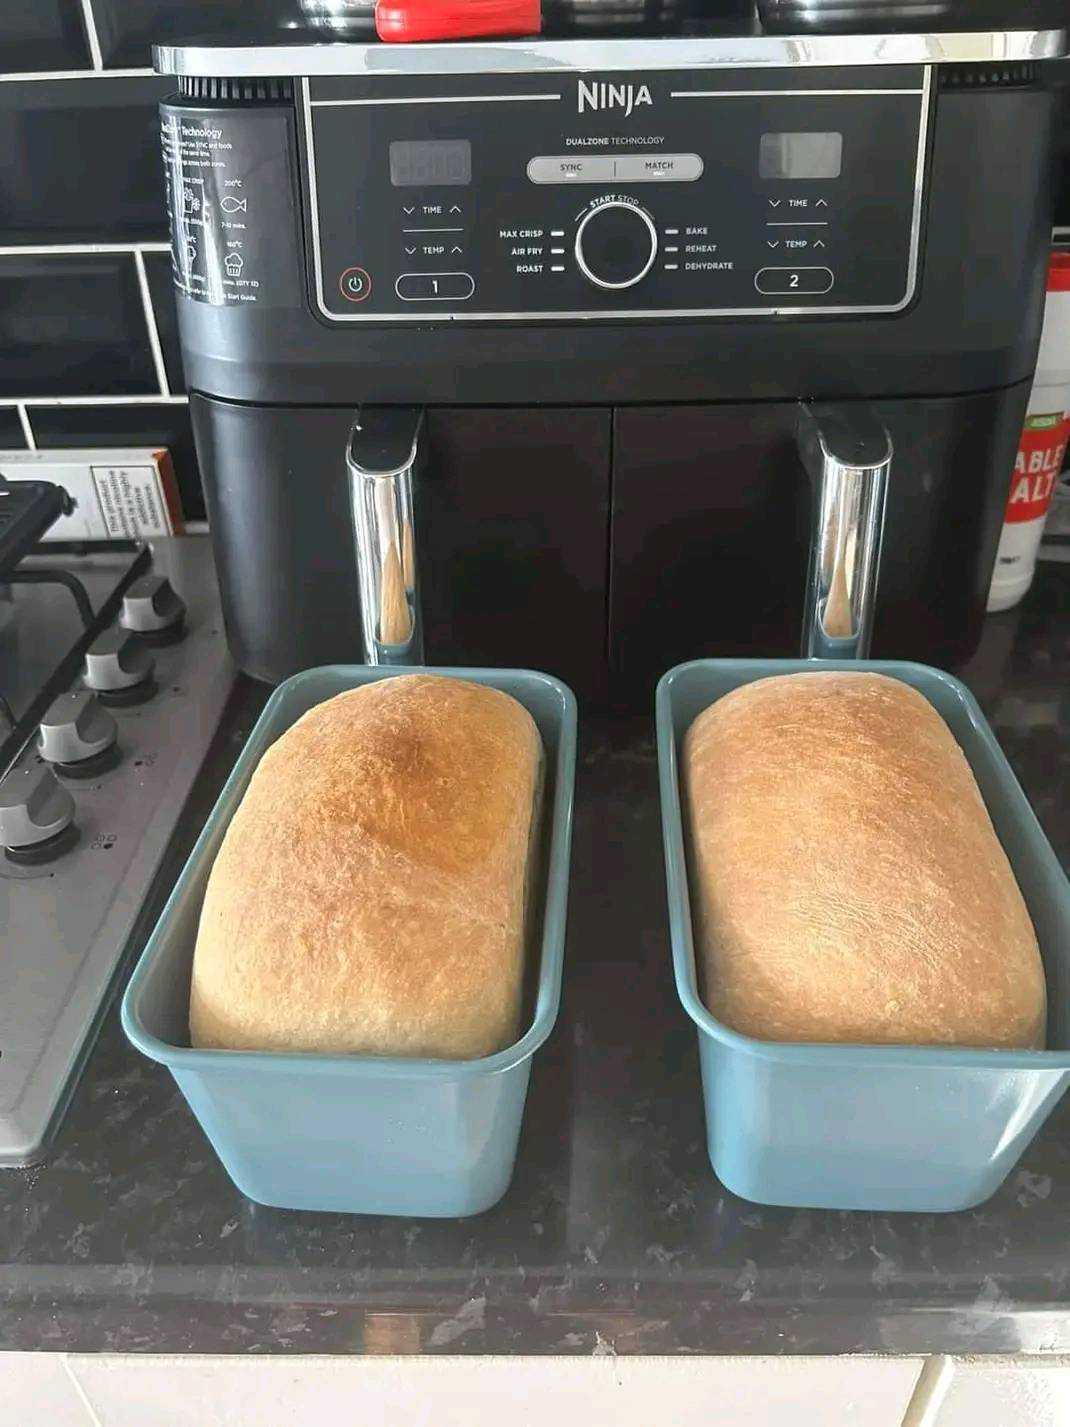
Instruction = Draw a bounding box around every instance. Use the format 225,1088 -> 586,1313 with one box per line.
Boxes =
815,198 -> 829,208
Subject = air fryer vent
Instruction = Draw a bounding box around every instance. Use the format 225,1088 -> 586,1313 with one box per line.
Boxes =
177,76 -> 293,103
939,63 -> 1038,90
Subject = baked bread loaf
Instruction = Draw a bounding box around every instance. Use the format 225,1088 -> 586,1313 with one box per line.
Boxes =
683,672 -> 1045,1049
190,674 -> 543,1059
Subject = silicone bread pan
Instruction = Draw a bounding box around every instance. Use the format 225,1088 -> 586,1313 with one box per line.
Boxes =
123,665 -> 576,1216
657,658 -> 1070,1213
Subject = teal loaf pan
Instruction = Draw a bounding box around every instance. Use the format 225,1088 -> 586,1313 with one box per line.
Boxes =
122,665 -> 577,1217
657,659 -> 1070,1214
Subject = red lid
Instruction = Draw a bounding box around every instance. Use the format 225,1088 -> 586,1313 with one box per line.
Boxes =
1048,250 -> 1070,293
376,0 -> 540,42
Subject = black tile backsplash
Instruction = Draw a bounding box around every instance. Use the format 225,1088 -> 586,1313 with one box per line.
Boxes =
0,409 -> 28,449
29,402 -> 204,520
0,254 -> 156,398
91,0 -> 306,69
143,251 -> 185,393
0,77 -> 169,244
0,2 -> 91,74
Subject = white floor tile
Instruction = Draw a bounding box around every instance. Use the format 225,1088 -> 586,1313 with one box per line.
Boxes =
935,1358 -> 1070,1427
68,1353 -> 923,1427
0,1352 -> 94,1426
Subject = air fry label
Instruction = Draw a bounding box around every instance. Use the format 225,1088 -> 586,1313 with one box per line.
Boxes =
1005,411 -> 1070,524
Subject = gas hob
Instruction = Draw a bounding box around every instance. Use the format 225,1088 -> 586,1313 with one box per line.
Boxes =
0,537 -> 233,1165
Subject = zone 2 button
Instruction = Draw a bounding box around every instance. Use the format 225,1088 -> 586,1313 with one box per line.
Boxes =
754,266 -> 834,296
339,266 -> 371,302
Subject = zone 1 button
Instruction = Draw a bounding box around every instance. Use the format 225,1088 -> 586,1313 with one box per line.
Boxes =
395,272 -> 475,302
754,266 -> 834,295
339,266 -> 371,302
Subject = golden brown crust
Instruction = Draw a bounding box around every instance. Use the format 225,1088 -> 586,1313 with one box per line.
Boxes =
190,674 -> 543,1058
683,672 -> 1046,1049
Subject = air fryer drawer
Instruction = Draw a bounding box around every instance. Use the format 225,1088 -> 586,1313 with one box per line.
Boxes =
191,396 -> 611,701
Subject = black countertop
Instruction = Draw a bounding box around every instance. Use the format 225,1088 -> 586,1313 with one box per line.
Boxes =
1,567 -> 1068,1357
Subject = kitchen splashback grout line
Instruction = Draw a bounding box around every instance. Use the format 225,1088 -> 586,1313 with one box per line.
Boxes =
0,69 -> 157,83
0,242 -> 171,256
133,249 -> 172,398
77,0 -> 105,71
16,404 -> 36,450
1,395 -> 190,408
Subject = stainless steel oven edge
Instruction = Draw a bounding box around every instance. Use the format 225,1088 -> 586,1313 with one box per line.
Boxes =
154,30 -> 1069,77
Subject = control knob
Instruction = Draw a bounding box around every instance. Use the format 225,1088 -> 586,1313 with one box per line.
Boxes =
83,628 -> 156,706
120,574 -> 186,644
38,690 -> 119,776
0,759 -> 78,863
575,200 -> 658,291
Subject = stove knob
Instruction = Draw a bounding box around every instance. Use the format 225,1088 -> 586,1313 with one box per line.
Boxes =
83,627 -> 156,706
0,760 -> 78,863
38,690 -> 119,775
120,574 -> 187,645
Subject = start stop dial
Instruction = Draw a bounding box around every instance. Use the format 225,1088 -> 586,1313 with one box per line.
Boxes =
574,200 -> 659,291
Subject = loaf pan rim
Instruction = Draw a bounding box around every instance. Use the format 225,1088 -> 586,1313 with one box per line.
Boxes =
657,655 -> 1070,1072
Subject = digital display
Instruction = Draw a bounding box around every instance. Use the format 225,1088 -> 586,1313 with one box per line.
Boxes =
759,132 -> 843,180
389,139 -> 472,187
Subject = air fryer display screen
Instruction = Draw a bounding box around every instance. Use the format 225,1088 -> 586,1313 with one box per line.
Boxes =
759,132 -> 843,180
389,139 -> 472,187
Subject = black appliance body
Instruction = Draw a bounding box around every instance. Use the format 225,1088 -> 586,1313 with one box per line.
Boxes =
156,31 -> 1067,708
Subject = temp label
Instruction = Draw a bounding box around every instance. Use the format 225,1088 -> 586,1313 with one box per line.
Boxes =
161,105 -> 297,309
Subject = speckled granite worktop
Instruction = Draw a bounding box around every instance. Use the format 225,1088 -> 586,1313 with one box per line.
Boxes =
1,567 -> 1067,1356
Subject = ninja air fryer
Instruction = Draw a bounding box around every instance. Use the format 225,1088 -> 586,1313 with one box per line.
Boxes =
156,24 -> 1068,708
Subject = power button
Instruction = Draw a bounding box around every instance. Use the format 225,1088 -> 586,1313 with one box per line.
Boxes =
339,266 -> 371,302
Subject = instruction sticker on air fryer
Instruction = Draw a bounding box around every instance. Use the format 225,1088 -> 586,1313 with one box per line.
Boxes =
161,104 -> 299,308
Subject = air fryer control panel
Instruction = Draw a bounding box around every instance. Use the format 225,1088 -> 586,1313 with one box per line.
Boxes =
301,66 -> 930,322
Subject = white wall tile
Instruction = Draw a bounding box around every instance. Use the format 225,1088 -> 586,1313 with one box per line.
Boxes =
0,1352 -> 94,1426
69,1353 -> 923,1427
934,1358 -> 1070,1427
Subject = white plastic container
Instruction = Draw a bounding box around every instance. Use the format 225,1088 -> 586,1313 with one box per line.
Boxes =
988,251 -> 1070,612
